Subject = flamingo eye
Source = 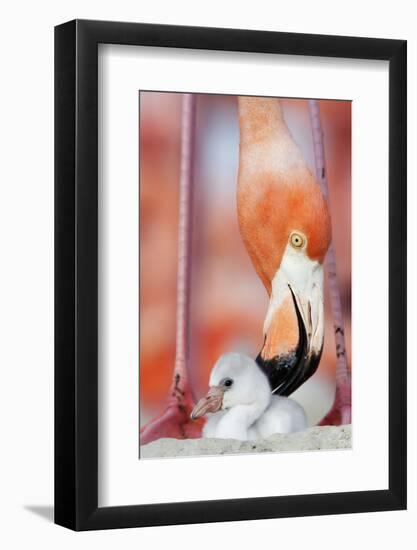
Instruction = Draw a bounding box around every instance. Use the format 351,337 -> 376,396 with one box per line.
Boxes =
223,378 -> 233,388
290,231 -> 306,249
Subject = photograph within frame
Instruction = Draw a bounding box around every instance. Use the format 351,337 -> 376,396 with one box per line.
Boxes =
139,91 -> 352,459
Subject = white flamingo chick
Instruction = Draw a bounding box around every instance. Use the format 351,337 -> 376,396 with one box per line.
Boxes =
191,353 -> 307,441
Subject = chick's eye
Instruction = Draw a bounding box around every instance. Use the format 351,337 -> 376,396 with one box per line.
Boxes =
223,378 -> 233,388
290,231 -> 306,249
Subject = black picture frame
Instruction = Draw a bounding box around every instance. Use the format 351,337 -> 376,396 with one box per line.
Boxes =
55,19 -> 407,531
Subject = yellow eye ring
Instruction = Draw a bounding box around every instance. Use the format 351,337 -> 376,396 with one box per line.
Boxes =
290,231 -> 306,249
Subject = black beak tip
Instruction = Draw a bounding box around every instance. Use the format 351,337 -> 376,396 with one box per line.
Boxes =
256,286 -> 322,395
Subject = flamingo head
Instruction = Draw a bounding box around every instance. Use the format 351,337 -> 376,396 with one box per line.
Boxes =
190,353 -> 270,420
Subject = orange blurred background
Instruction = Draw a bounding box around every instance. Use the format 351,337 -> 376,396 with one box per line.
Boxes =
139,92 -> 351,427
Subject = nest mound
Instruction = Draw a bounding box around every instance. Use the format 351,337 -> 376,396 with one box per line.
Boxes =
140,424 -> 352,459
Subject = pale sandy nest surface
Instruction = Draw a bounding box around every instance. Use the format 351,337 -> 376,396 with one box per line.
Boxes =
141,425 -> 351,459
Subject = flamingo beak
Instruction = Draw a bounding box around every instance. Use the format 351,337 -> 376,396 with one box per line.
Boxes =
256,261 -> 325,396
190,386 -> 224,420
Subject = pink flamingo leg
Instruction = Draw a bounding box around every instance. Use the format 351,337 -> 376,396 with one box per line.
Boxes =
308,100 -> 352,426
141,94 -> 204,445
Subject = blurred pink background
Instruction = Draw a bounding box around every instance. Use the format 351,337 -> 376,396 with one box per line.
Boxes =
139,92 -> 351,426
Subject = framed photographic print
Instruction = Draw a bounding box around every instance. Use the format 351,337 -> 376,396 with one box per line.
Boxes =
55,19 -> 407,530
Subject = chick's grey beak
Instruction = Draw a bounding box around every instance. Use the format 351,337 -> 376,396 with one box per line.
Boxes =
190,386 -> 224,420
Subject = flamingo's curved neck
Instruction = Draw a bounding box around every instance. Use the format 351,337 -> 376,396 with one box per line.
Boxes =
238,97 -> 305,178
238,97 -> 286,146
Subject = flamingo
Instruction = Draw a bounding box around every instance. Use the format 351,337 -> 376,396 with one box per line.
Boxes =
237,96 -> 332,398
191,352 -> 307,440
140,95 -> 350,446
